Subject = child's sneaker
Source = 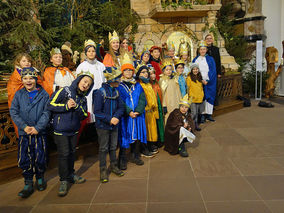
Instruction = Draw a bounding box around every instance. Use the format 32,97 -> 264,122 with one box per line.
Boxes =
100,167 -> 109,183
72,175 -> 86,184
110,163 -> 124,177
58,181 -> 68,197
36,178 -> 47,191
18,181 -> 34,198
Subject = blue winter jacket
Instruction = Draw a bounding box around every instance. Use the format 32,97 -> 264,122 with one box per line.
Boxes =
93,83 -> 125,130
47,75 -> 94,136
10,85 -> 50,136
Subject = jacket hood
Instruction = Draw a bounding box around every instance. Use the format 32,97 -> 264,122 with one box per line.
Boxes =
70,74 -> 94,96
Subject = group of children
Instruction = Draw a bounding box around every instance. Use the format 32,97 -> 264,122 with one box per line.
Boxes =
7,31 -> 217,199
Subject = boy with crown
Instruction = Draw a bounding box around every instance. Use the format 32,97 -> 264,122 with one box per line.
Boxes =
103,31 -> 122,69
164,95 -> 195,158
10,67 -> 50,198
47,70 -> 94,197
117,53 -> 147,170
93,67 -> 125,183
149,46 -> 163,81
42,47 -> 75,97
76,39 -> 106,123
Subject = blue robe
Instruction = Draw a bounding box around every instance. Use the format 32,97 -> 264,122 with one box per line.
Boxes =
117,82 -> 147,148
178,75 -> 187,97
192,55 -> 217,105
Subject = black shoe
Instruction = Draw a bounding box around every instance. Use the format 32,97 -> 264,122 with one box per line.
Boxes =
141,149 -> 155,158
179,142 -> 189,158
206,115 -> 215,122
110,163 -> 124,177
130,153 -> 144,165
156,141 -> 164,148
36,178 -> 47,191
195,122 -> 201,131
200,114 -> 206,123
118,148 -> 127,170
18,181 -> 34,198
100,167 -> 109,183
148,142 -> 159,154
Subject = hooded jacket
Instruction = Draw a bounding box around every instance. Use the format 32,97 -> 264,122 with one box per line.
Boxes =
10,85 -> 50,136
47,75 -> 94,136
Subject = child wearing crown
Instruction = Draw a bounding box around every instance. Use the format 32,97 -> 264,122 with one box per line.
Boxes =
42,48 -> 75,97
164,95 -> 195,157
117,53 -> 147,170
76,39 -> 106,123
149,46 -> 163,81
158,58 -> 182,123
93,67 -> 125,183
175,59 -> 187,98
47,71 -> 94,197
103,31 -> 122,69
10,67 -> 50,198
136,65 -> 159,157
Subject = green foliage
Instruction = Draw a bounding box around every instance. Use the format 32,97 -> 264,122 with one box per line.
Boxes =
216,3 -> 247,72
194,0 -> 208,5
162,0 -> 193,10
0,0 -> 140,72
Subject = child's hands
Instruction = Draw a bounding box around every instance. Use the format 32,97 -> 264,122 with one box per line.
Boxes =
129,111 -> 136,118
67,98 -> 77,109
24,126 -> 33,134
110,117 -> 119,125
202,80 -> 208,85
133,112 -> 140,116
183,122 -> 189,129
30,127 -> 38,135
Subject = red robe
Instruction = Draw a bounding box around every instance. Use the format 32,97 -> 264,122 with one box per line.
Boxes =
151,60 -> 162,81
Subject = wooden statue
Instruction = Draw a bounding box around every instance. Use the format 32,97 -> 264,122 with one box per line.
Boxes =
265,41 -> 284,98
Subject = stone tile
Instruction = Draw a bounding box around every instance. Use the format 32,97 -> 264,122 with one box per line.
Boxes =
245,175 -> 284,200
89,203 -> 145,213
227,120 -> 257,128
31,204 -> 89,213
232,157 -> 284,175
150,149 -> 186,161
265,200 -> 284,213
205,201 -> 271,213
257,145 -> 284,157
245,135 -> 284,145
93,179 -> 147,203
220,145 -> 267,158
193,136 -> 219,146
149,159 -> 193,179
197,176 -> 260,201
213,135 -> 251,146
272,157 -> 284,167
40,180 -> 100,204
147,202 -> 207,213
207,128 -> 242,139
235,127 -> 284,138
0,206 -> 32,213
188,143 -> 225,158
79,163 -> 100,181
148,177 -> 203,202
190,157 -> 241,177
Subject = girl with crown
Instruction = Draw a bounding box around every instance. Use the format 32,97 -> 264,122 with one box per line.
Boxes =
175,59 -> 187,98
103,31 -> 122,69
76,39 -> 106,124
42,47 -> 75,97
179,46 -> 191,76
117,53 -> 146,170
192,40 -> 217,123
136,64 -> 159,156
149,67 -> 165,147
164,95 -> 195,157
158,58 -> 182,123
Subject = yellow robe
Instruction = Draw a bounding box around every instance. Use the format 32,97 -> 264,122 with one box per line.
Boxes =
159,74 -> 181,123
186,76 -> 204,103
140,81 -> 159,142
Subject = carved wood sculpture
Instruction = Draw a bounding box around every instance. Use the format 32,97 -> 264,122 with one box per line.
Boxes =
265,41 -> 284,98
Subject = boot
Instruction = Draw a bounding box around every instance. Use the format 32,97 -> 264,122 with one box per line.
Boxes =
148,142 -> 159,154
206,114 -> 215,122
100,167 -> 109,183
200,114 -> 206,123
130,141 -> 144,165
58,181 -> 68,197
18,180 -> 34,198
72,174 -> 86,184
195,122 -> 201,131
36,178 -> 47,191
141,143 -> 154,158
118,148 -> 127,170
110,163 -> 124,177
179,142 -> 189,158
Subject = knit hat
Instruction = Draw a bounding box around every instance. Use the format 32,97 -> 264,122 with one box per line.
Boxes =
136,65 -> 149,77
190,63 -> 199,71
121,53 -> 135,73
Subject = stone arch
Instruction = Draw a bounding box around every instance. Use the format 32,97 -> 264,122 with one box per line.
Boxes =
135,32 -> 161,53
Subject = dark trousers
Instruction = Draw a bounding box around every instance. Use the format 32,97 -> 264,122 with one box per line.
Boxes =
54,134 -> 77,181
97,128 -> 118,167
18,135 -> 47,181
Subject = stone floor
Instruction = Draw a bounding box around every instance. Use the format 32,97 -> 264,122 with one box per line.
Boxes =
1,99 -> 284,213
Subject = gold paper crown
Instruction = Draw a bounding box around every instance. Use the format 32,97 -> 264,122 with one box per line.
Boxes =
175,59 -> 185,66
50,47 -> 61,56
84,39 -> 96,48
199,40 -> 207,48
179,94 -> 193,108
21,67 -> 37,78
121,53 -> 133,66
104,67 -> 122,82
108,30 -> 119,43
135,63 -> 149,74
168,41 -> 175,50
77,70 -> 94,80
162,58 -> 173,70
180,46 -> 189,55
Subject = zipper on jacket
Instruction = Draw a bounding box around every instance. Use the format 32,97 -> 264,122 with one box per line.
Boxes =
57,116 -> 60,124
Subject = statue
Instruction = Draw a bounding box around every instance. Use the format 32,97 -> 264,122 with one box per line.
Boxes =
178,37 -> 191,60
264,41 -> 284,98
